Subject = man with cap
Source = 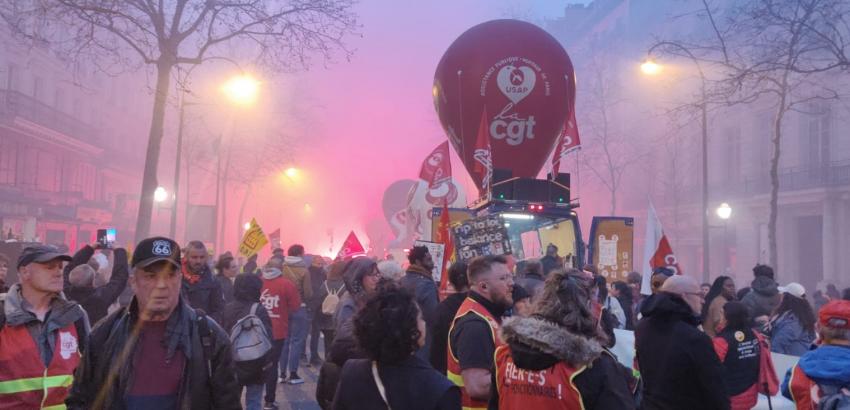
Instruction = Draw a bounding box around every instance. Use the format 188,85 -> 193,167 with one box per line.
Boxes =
782,300 -> 850,409
66,237 -> 240,410
635,275 -> 730,410
0,244 -> 88,409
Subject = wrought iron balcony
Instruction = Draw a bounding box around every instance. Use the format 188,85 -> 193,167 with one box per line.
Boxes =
0,89 -> 100,145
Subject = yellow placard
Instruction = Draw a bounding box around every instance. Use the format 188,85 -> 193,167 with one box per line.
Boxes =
239,218 -> 268,258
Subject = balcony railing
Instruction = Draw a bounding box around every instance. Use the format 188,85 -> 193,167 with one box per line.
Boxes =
0,89 -> 100,145
744,160 -> 850,194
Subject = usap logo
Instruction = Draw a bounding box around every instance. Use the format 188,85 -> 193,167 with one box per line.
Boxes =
152,240 -> 172,256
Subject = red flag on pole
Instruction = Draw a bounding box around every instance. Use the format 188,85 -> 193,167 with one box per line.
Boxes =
472,107 -> 493,190
336,231 -> 366,261
435,200 -> 455,293
551,110 -> 581,173
269,229 -> 281,250
419,141 -> 453,188
641,203 -> 683,295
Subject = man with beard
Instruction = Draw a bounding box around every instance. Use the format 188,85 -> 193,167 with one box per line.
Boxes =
400,246 -> 439,360
181,241 -> 225,316
447,255 -> 514,409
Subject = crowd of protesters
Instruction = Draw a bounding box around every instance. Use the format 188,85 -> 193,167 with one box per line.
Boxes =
2,237 -> 850,410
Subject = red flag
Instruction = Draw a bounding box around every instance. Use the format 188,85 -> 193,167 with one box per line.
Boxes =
419,141 -> 452,188
336,231 -> 366,260
551,110 -> 581,173
435,200 -> 454,293
269,229 -> 281,250
641,203 -> 683,294
472,107 -> 493,190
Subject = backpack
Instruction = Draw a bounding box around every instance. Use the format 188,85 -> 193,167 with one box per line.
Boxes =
321,282 -> 345,316
818,384 -> 850,410
229,303 -> 272,363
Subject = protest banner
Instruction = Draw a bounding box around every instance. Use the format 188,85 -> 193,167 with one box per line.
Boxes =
452,214 -> 512,262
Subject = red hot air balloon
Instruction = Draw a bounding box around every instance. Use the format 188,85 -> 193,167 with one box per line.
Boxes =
433,19 -> 576,192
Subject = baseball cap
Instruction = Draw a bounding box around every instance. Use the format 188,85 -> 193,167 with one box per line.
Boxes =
818,300 -> 850,330
778,282 -> 806,298
131,237 -> 181,269
17,245 -> 72,269
512,284 -> 531,303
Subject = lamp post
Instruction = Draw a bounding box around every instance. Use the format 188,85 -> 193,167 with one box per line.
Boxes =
169,58 -> 257,250
716,203 -> 732,270
643,42 -> 711,283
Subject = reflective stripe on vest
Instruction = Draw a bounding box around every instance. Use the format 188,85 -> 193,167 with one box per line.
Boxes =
446,297 -> 503,410
0,321 -> 80,409
494,345 -> 586,410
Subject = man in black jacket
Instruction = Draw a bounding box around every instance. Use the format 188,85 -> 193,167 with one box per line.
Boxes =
635,275 -> 730,410
63,245 -> 129,324
429,261 -> 468,373
181,240 -> 225,316
66,237 -> 241,409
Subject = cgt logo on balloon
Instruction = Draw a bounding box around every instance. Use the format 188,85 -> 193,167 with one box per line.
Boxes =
481,58 -> 547,146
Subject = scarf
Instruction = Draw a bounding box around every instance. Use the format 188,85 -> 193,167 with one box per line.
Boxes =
182,262 -> 202,285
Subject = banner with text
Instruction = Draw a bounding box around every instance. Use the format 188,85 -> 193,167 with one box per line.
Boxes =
452,214 -> 512,262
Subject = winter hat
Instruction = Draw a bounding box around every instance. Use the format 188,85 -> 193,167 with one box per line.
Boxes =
233,272 -> 263,303
778,282 -> 806,298
659,275 -> 700,296
342,257 -> 378,298
818,300 -> 850,329
512,284 -> 530,304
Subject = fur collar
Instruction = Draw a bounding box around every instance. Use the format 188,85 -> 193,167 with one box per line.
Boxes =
499,316 -> 603,367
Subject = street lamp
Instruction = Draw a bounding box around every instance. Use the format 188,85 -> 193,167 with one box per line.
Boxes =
716,203 -> 732,220
222,74 -> 260,106
243,222 -> 251,231
641,59 -> 662,75
642,42 -> 711,283
285,167 -> 299,179
154,186 -> 168,203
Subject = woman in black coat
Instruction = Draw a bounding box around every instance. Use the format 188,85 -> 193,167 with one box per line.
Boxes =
332,285 -> 460,410
216,273 -> 274,410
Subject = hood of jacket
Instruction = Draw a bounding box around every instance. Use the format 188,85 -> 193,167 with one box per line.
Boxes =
284,256 -> 306,267
641,292 -> 702,326
799,345 -> 850,386
751,276 -> 779,297
4,283 -> 83,328
499,315 -> 603,370
233,273 -> 263,303
262,267 -> 283,280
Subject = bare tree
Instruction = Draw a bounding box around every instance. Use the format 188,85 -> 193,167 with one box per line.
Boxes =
579,55 -> 646,215
654,0 -> 844,271
0,0 -> 358,242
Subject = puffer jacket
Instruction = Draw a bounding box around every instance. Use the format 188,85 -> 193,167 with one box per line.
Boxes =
65,298 -> 241,409
741,276 -> 781,321
491,315 -> 636,410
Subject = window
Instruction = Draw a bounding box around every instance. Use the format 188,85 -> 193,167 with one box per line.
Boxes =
6,64 -> 18,91
0,137 -> 16,185
54,88 -> 65,113
32,75 -> 42,101
804,102 -> 831,168
35,151 -> 60,192
16,146 -> 38,188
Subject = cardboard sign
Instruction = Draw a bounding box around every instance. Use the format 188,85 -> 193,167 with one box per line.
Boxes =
587,217 -> 634,283
452,214 -> 512,262
239,218 -> 268,258
413,240 -> 446,283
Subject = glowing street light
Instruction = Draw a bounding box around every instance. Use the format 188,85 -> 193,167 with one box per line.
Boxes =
285,167 -> 299,179
222,74 -> 260,106
641,59 -> 662,76
154,186 -> 168,203
716,203 -> 732,220
243,222 -> 252,230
